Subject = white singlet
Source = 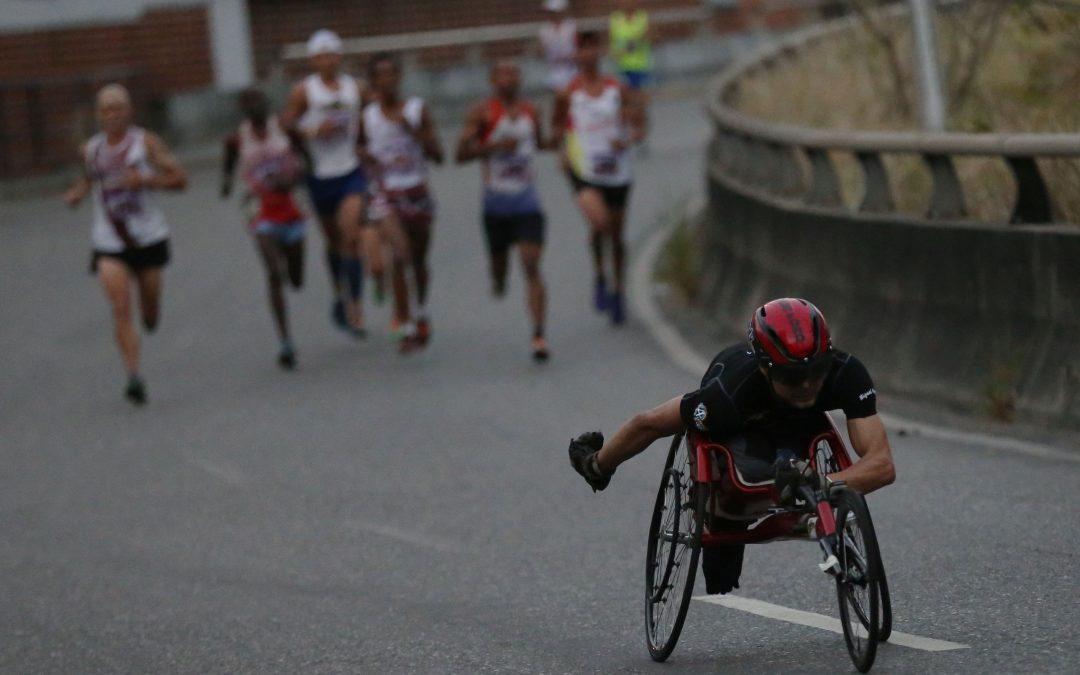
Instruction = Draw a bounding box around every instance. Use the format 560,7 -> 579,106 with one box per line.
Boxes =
540,18 -> 577,92
565,76 -> 632,186
483,98 -> 538,195
85,127 -> 169,252
300,73 -> 360,179
238,116 -> 298,193
363,98 -> 427,191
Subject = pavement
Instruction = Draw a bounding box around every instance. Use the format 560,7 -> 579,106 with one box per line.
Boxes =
1,92 -> 1078,674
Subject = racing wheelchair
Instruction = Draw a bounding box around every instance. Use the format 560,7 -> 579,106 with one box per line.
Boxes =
645,413 -> 893,672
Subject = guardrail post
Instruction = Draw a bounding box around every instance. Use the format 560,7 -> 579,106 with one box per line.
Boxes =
1005,156 -> 1054,224
923,153 -> 965,219
855,151 -> 894,213
804,148 -> 843,207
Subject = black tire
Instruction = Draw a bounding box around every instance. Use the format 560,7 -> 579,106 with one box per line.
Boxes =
878,555 -> 893,642
645,433 -> 705,662
833,488 -> 885,673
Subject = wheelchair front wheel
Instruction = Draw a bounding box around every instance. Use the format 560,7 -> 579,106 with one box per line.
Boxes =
833,488 -> 885,673
644,432 -> 705,662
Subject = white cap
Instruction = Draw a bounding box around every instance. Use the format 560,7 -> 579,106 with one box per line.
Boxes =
543,0 -> 569,12
306,29 -> 343,57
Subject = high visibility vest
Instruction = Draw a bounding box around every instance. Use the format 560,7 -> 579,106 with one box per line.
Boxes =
609,10 -> 651,72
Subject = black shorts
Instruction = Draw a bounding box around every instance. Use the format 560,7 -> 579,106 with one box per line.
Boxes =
565,171 -> 632,210
483,212 -> 545,256
90,239 -> 170,275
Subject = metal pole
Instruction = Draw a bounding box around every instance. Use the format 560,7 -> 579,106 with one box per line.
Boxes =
908,0 -> 947,131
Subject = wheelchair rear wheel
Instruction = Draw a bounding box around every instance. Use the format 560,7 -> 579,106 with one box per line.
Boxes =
645,432 -> 705,662
834,488 -> 885,673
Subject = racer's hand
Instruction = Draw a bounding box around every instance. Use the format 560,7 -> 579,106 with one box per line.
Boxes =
774,453 -> 819,505
568,431 -> 612,492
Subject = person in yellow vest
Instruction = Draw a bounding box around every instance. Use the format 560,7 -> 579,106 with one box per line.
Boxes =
609,0 -> 652,91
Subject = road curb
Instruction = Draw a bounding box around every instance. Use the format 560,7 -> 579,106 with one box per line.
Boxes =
630,200 -> 1080,464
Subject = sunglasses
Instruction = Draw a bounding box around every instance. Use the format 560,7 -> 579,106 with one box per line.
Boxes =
769,357 -> 832,387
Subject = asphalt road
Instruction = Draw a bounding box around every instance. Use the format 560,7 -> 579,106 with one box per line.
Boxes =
2,95 -> 1079,674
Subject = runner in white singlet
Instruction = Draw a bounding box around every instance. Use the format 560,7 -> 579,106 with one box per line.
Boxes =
457,60 -> 551,362
222,88 -> 307,370
281,29 -> 370,338
63,84 -> 187,405
552,30 -> 646,326
358,52 -> 444,353
539,0 -> 577,93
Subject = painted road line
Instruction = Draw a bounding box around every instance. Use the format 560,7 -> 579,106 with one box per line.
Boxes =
630,210 -> 1080,465
695,594 -> 969,652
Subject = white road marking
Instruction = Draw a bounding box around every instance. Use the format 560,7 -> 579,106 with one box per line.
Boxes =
631,208 -> 1080,464
183,455 -> 248,485
344,519 -> 462,554
694,594 -> 969,652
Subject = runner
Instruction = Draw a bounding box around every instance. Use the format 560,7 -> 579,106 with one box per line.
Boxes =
539,0 -> 577,95
221,88 -> 307,370
281,29 -> 369,337
62,83 -> 188,405
552,30 -> 647,325
456,60 -> 551,361
359,52 -> 444,352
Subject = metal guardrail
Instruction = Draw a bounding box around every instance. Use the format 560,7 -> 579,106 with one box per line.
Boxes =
705,10 -> 1080,223
280,6 -> 714,62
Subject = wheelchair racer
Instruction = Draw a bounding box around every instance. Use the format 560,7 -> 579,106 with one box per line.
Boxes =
568,298 -> 896,594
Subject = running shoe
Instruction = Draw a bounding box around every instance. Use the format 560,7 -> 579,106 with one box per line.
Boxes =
610,291 -> 626,325
277,345 -> 297,370
125,375 -> 147,406
594,277 -> 609,312
531,336 -> 550,362
416,317 -> 432,345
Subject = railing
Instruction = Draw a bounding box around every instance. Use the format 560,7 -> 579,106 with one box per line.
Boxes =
706,12 -> 1080,224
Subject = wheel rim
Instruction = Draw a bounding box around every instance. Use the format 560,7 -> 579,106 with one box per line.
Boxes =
838,509 -> 877,662
646,440 -> 698,653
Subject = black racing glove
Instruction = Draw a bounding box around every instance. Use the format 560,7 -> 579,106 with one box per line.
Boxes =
773,451 -> 820,506
568,431 -> 612,492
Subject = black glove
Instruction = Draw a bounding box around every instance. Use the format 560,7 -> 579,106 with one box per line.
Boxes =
568,431 -> 612,492
773,452 -> 819,506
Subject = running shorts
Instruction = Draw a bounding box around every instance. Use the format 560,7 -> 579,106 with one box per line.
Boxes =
369,184 -> 435,227
565,170 -> 632,210
253,219 -> 305,245
90,239 -> 170,274
483,211 -> 545,256
306,167 -> 368,217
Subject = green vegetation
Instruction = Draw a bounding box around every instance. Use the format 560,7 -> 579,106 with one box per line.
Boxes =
655,213 -> 702,305
734,2 -> 1080,223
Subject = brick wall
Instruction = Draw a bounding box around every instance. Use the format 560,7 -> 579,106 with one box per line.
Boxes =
0,7 -> 212,177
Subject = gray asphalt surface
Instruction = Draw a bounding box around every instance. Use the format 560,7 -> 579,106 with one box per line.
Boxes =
2,94 -> 1079,674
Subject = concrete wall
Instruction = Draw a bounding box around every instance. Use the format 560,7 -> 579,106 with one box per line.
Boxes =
702,167 -> 1080,426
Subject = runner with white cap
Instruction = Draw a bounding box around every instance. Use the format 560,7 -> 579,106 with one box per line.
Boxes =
539,0 -> 577,95
281,29 -> 370,337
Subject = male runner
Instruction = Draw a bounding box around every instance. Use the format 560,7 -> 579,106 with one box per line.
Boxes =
63,83 -> 188,405
221,88 -> 306,370
456,60 -> 551,361
568,298 -> 896,594
281,29 -> 368,337
359,52 -> 444,352
552,30 -> 646,325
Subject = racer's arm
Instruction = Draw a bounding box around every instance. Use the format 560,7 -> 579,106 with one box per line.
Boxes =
832,414 -> 895,494
416,105 -> 444,165
63,142 -> 91,207
140,133 -> 187,191
595,396 -> 685,474
221,132 -> 239,198
621,83 -> 647,146
550,89 -> 570,149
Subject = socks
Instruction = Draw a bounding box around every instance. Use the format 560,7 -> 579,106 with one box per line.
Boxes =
345,257 -> 364,301
326,251 -> 343,292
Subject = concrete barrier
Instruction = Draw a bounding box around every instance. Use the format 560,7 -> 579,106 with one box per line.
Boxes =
702,168 -> 1080,425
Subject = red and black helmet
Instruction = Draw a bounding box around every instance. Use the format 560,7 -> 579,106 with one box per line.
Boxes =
748,298 -> 833,383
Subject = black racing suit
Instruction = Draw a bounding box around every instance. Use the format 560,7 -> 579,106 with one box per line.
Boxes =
678,345 -> 879,594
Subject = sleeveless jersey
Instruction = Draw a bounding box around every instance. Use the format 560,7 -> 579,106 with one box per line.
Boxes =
481,98 -> 541,215
300,74 -> 360,179
540,18 -> 577,91
237,116 -> 303,224
363,98 -> 427,192
85,127 -> 169,252
565,77 -> 631,186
